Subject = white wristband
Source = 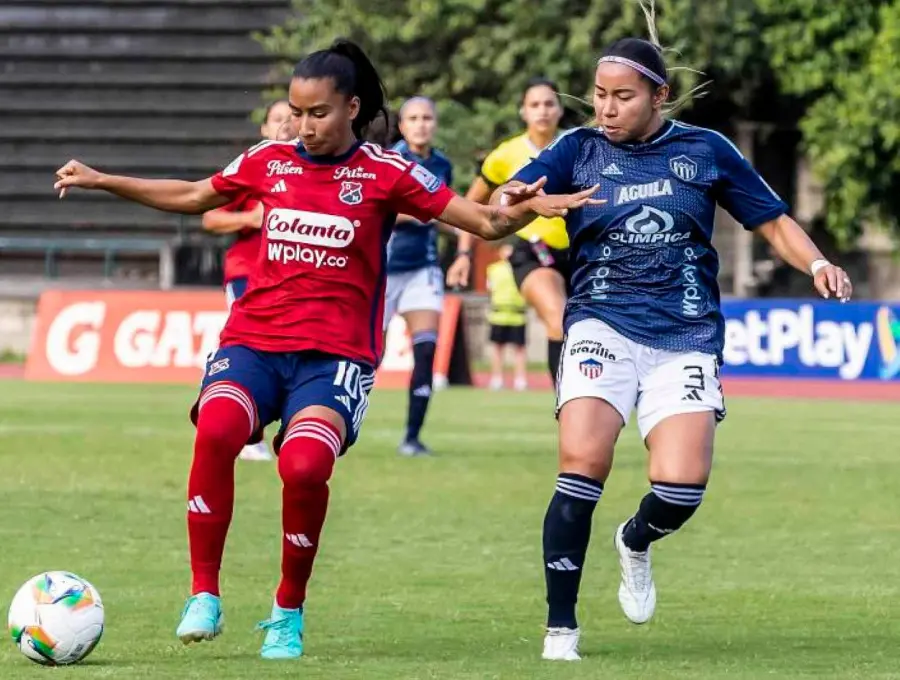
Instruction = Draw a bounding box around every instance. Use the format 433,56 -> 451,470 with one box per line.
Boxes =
810,259 -> 830,276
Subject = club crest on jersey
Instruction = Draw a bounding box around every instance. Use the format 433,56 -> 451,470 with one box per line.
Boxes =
339,181 -> 363,206
669,155 -> 698,182
614,179 -> 673,206
579,358 -> 603,380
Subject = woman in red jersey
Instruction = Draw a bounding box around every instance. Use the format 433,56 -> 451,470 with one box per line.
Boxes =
54,39 -> 600,660
203,99 -> 294,460
202,99 -> 293,462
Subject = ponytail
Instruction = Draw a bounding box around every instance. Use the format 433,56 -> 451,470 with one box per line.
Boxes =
293,38 -> 388,140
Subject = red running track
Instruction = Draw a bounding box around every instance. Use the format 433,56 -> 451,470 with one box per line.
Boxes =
2,364 -> 897,402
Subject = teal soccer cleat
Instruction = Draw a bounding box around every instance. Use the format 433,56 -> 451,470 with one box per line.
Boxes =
258,603 -> 304,660
176,593 -> 223,645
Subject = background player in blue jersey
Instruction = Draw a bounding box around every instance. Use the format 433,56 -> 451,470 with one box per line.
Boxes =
504,37 -> 854,661
385,97 -> 454,456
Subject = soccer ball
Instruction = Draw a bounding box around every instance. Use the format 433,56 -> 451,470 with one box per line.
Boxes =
7,571 -> 104,665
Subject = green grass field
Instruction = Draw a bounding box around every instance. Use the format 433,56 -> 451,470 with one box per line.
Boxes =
1,382 -> 899,679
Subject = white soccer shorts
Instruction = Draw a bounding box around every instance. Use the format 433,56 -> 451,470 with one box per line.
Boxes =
556,318 -> 726,439
383,265 -> 444,329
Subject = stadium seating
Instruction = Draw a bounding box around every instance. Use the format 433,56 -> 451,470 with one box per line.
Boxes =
0,0 -> 292,286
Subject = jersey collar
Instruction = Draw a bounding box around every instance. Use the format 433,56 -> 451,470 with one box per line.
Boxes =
295,140 -> 362,165
607,120 -> 675,149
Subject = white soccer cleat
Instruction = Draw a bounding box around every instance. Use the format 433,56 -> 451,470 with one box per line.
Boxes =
614,522 -> 657,624
513,377 -> 528,392
488,375 -> 504,391
542,626 -> 581,661
239,442 -> 274,461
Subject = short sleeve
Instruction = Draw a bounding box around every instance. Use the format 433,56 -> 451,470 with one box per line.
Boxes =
511,129 -> 581,194
480,146 -> 508,187
389,163 -> 455,222
710,133 -> 788,229
210,142 -> 267,198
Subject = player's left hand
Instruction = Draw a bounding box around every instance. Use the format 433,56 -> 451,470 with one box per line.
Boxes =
814,262 -> 853,303
524,184 -> 605,218
500,178 -> 547,206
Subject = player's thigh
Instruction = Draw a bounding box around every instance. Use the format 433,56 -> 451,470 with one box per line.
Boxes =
637,351 -> 725,483
556,319 -> 638,479
519,268 -> 566,340
397,266 -> 443,323
383,271 -> 408,331
558,398 -> 624,481
280,354 -> 375,455
645,412 -> 716,484
193,345 -> 282,441
403,309 -> 440,336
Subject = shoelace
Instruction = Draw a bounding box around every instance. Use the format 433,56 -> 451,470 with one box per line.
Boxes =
257,617 -> 299,647
624,550 -> 651,591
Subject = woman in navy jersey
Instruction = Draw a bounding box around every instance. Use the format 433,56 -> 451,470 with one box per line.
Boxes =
503,36 -> 854,661
201,99 -> 293,462
385,96 -> 454,456
54,38 -> 599,661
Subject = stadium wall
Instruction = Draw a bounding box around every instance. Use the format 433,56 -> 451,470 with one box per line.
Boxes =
9,291 -> 900,386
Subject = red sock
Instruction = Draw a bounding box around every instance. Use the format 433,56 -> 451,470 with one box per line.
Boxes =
188,382 -> 256,596
275,418 -> 341,609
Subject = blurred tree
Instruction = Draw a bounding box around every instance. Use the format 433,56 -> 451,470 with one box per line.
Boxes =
257,0 -> 774,190
759,0 -> 900,243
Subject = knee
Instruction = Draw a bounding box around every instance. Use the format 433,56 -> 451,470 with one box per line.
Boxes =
546,318 -> 564,343
278,446 -> 335,489
558,440 -> 613,481
195,407 -> 250,455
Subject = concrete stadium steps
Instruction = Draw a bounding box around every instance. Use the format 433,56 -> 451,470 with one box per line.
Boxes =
4,115 -> 263,141
1,85 -> 268,111
3,198 -> 200,231
0,140 -> 250,169
0,2 -> 288,32
2,59 -> 277,82
0,0 -> 292,284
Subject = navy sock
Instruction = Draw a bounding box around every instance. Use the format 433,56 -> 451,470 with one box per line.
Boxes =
406,331 -> 436,442
548,340 -> 563,386
622,482 -> 706,552
543,473 -> 603,628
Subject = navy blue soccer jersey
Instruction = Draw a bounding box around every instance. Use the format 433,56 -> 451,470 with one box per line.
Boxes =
387,141 -> 454,274
512,120 -> 788,356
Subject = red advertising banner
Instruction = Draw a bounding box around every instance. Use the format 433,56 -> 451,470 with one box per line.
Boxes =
26,290 -> 464,386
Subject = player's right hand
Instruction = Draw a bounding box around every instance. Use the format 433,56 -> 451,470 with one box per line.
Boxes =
54,160 -> 103,198
446,255 -> 471,289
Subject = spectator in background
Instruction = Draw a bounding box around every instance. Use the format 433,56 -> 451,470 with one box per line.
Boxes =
200,99 -> 293,462
486,241 -> 528,391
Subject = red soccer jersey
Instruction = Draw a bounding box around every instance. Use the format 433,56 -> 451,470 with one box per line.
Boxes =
221,196 -> 262,283
210,139 -> 455,365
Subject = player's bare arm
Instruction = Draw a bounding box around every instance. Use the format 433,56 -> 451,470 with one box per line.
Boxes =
446,177 -> 496,287
756,214 -> 853,302
54,160 -> 229,214
202,204 -> 264,234
440,180 -> 602,241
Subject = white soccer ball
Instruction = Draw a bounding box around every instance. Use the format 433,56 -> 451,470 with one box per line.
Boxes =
7,571 -> 104,665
